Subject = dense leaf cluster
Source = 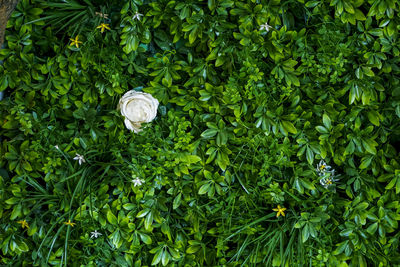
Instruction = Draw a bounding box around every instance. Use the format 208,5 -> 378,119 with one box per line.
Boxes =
1,0 -> 400,266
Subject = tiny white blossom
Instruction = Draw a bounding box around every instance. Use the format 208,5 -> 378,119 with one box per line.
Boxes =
132,11 -> 143,21
90,230 -> 102,239
316,160 -> 333,175
54,145 -> 59,150
73,153 -> 85,165
260,22 -> 273,32
319,176 -> 333,188
319,174 -> 339,189
95,12 -> 109,19
131,177 -> 144,187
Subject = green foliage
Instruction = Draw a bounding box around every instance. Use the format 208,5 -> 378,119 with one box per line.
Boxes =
1,0 -> 400,266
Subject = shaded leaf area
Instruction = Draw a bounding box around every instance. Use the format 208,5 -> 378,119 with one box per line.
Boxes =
1,0 -> 400,266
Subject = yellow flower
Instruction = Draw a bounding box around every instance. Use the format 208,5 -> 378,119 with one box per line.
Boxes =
17,219 -> 29,229
273,205 -> 287,218
96,23 -> 110,33
326,179 -> 332,185
69,35 -> 83,48
64,220 -> 76,227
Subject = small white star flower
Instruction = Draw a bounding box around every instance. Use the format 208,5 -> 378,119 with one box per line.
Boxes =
132,11 -> 143,21
260,22 -> 273,32
73,153 -> 85,165
131,177 -> 144,187
54,145 -> 59,150
316,160 -> 333,175
316,160 -> 339,189
319,176 -> 333,188
90,230 -> 102,239
319,174 -> 339,188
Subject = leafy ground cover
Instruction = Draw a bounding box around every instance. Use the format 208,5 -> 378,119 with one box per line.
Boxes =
1,0 -> 400,266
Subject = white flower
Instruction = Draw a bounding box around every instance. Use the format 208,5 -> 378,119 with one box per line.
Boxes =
95,12 -> 109,19
319,176 -> 333,188
54,145 -> 59,150
132,11 -> 143,21
316,160 -> 333,175
90,230 -> 102,239
118,90 -> 159,133
260,22 -> 273,32
316,160 -> 339,189
319,174 -> 339,189
131,177 -> 144,187
73,154 -> 85,165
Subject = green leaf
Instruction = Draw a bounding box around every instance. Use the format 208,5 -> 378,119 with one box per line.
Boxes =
300,178 -> 315,190
139,233 -> 152,245
385,177 -> 397,190
302,224 -> 310,242
145,212 -> 153,230
29,8 -> 44,16
107,210 -> 118,225
201,129 -> 218,138
355,67 -> 363,79
305,0 -> 320,8
186,245 -> 201,254
152,249 -> 163,266
366,222 -> 378,235
322,114 -> 331,129
340,229 -> 352,237
198,183 -> 210,195
189,28 -> 197,44
162,250 -> 170,266
10,204 -> 22,220
359,155 -> 373,169
122,203 -> 136,210
22,161 -> 32,171
362,139 -> 376,154
294,178 -> 304,194
0,75 -> 8,91
281,120 -> 297,135
136,209 -> 150,218
173,193 -> 182,209
185,155 -> 201,164
208,0 -> 216,10
306,147 -> 314,165
354,9 -> 366,20
362,66 -> 374,76
333,241 -> 348,255
316,126 -> 328,134
216,151 -> 229,171
367,110 -> 380,126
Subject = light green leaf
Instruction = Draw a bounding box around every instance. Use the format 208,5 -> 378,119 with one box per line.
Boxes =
281,120 -> 297,135
201,129 -> 218,138
107,210 -> 118,225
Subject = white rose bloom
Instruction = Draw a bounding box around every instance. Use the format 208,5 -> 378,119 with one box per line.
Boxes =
118,90 -> 159,133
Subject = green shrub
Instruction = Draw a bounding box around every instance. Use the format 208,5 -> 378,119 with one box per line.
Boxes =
1,0 -> 400,266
